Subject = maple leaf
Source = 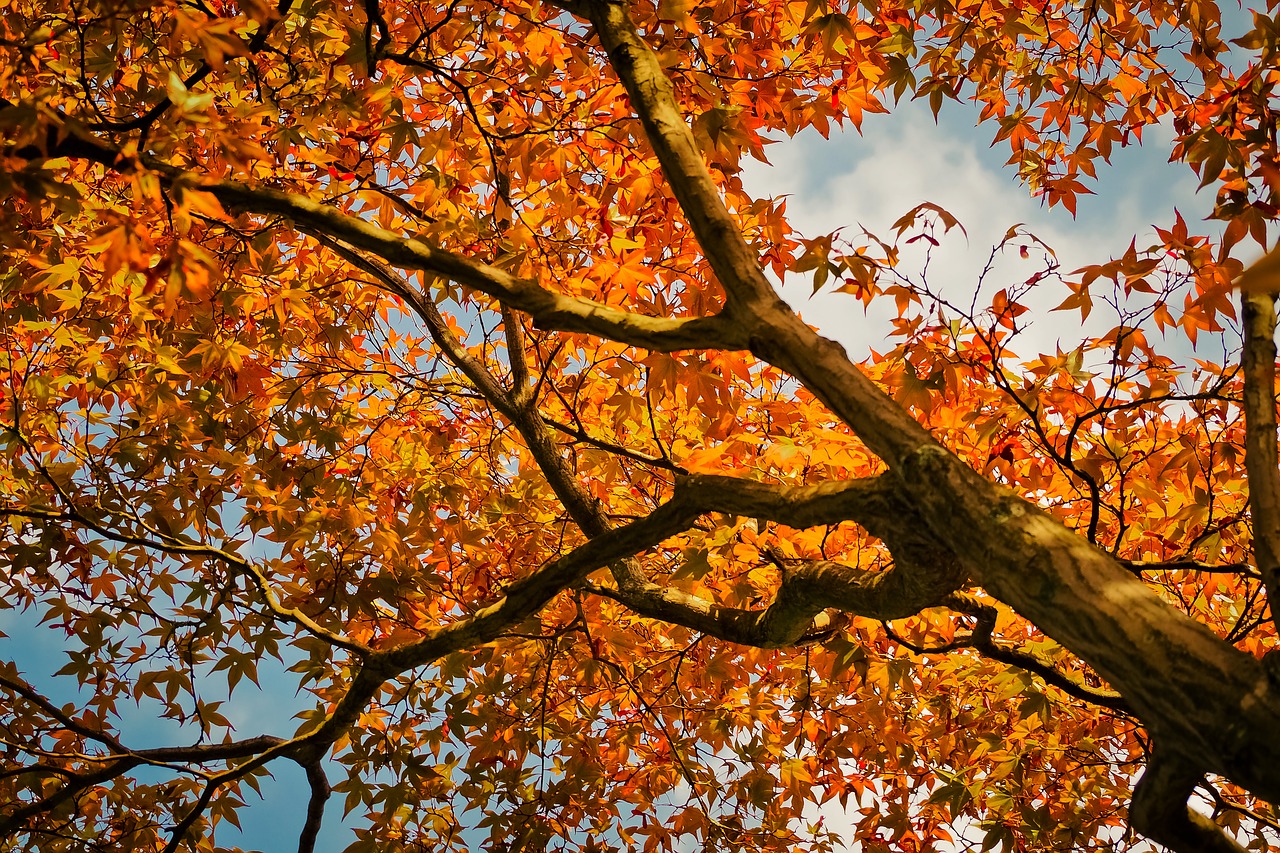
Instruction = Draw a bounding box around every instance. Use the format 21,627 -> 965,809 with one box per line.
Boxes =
0,0 -> 1279,852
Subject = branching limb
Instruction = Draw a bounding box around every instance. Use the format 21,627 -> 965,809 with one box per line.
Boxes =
0,503 -> 369,657
0,105 -> 747,355
561,1 -> 933,465
887,595 -> 1130,712
283,471 -> 923,751
0,670 -> 127,752
218,184 -> 744,351
0,733 -> 285,839
1120,559 -> 1259,578
583,474 -> 965,647
1131,750 -> 1248,853
588,549 -> 962,649
2,426 -> 370,656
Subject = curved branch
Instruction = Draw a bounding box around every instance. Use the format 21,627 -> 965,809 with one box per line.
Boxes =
0,734 -> 285,839
569,0 -> 934,467
0,104 -> 746,355
589,551 -> 963,649
0,670 -> 126,752
215,182 -> 745,352
583,473 -> 966,647
888,596 -> 1130,712
286,471 -> 926,748
0,502 -> 370,658
1131,751 -> 1248,853
295,760 -> 330,853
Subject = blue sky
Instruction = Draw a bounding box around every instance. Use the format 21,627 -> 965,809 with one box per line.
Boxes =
740,97 -> 1227,364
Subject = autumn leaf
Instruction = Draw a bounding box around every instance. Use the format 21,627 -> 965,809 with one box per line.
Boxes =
1,1 -> 1279,852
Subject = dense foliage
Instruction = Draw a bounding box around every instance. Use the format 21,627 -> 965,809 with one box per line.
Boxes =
3,0 -> 1280,850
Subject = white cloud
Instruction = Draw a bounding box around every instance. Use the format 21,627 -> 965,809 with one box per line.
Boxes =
740,100 -> 1214,362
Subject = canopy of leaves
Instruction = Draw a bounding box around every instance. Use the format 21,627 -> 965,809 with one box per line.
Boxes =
2,0 -> 1280,851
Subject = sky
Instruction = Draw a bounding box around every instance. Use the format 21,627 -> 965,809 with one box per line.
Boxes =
739,97 -> 1226,366
0,52 -> 1250,853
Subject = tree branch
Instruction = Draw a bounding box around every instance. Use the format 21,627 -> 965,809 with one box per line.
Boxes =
1240,289 -> 1280,635
567,0 -> 934,466
0,104 -> 746,355
589,549 -> 962,649
1130,751 -> 1248,853
283,472 -> 924,751
295,760 -> 330,853
0,732 -> 286,839
886,595 -> 1130,712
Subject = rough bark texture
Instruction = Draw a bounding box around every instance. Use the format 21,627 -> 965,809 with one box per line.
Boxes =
1131,753 -> 1248,853
1241,290 -> 1280,636
575,0 -> 1280,843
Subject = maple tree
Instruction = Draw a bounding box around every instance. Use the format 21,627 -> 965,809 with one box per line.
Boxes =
5,0 -> 1280,850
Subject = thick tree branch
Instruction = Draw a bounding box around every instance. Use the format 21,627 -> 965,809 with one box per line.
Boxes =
0,105 -> 745,355
286,481 -> 711,749
572,0 -> 934,467
224,185 -> 743,351
896,445 -> 1280,804
563,5 -> 1280,808
1240,289 -> 1280,634
563,1 -> 775,312
284,472 -> 922,751
589,549 -> 963,649
502,304 -> 533,405
1131,751 -> 1248,853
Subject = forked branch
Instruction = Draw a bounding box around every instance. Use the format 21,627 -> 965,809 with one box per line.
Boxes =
1131,751 -> 1249,853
